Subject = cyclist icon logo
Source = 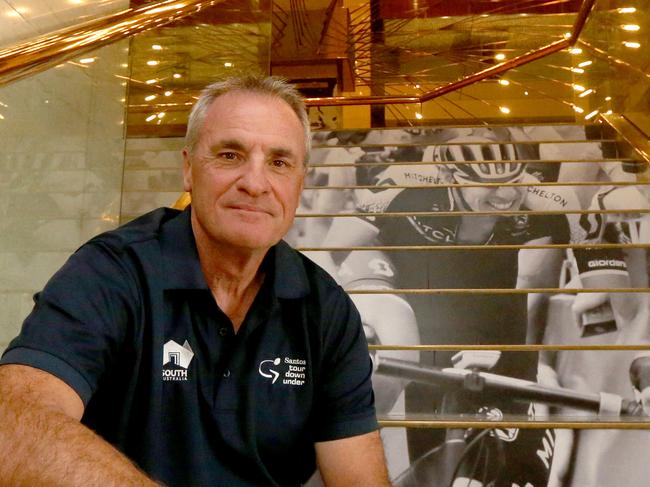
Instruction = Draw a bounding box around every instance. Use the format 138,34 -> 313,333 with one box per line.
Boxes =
259,358 -> 282,384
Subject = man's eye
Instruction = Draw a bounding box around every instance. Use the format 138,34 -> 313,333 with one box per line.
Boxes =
271,159 -> 289,168
219,152 -> 238,160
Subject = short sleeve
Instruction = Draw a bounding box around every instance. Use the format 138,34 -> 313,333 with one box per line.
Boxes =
0,242 -> 140,405
312,287 -> 378,441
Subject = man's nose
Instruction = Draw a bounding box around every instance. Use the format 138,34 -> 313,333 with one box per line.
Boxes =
495,185 -> 520,199
237,155 -> 271,195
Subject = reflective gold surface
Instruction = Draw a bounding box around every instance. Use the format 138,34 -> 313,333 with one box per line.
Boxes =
0,0 -> 226,86
2,0 -> 647,131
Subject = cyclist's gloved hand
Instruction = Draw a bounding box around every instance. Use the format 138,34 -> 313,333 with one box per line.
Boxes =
630,355 -> 650,415
537,362 -> 560,388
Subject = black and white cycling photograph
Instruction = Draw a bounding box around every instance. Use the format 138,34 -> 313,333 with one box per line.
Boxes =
294,125 -> 650,487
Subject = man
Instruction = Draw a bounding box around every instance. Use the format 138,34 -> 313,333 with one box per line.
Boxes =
0,76 -> 390,487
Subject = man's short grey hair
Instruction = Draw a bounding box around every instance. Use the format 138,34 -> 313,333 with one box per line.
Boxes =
185,75 -> 311,164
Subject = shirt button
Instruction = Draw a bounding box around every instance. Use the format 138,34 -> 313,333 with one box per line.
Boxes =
219,327 -> 229,337
223,369 -> 231,378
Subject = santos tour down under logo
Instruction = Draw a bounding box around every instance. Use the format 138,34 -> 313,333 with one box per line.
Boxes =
258,357 -> 307,386
162,340 -> 194,381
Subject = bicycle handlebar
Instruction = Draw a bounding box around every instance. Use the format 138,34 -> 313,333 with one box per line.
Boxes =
375,356 -> 644,417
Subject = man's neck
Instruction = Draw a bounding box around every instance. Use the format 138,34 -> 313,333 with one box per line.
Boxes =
193,228 -> 270,332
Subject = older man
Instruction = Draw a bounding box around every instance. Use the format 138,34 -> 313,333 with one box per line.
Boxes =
0,76 -> 390,487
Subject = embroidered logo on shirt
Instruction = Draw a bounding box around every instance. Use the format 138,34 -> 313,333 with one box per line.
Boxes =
258,357 -> 307,386
162,340 -> 194,381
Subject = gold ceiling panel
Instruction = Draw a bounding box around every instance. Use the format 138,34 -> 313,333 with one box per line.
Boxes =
114,0 -> 649,132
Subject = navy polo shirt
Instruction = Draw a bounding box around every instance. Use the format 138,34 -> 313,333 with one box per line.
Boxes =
1,207 -> 377,487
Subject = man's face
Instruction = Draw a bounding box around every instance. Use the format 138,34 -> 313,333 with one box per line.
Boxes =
457,183 -> 526,212
183,91 -> 306,254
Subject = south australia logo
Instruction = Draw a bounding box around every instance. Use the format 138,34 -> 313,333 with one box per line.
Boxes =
259,357 -> 307,386
162,340 -> 194,381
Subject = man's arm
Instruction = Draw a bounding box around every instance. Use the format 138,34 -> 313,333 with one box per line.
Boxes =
0,364 -> 161,487
516,242 -> 565,343
315,431 -> 391,487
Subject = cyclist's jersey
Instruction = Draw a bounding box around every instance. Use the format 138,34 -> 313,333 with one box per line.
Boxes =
355,172 -> 573,355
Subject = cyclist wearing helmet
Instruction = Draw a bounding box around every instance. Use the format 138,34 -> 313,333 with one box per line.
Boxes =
315,127 -> 577,486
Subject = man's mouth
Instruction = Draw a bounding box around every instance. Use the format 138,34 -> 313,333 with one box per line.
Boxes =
488,200 -> 516,211
228,204 -> 272,215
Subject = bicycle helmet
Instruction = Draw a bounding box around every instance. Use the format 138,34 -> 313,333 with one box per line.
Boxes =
432,129 -> 526,184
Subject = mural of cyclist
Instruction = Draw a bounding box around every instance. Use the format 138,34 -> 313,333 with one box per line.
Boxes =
317,127 -> 587,486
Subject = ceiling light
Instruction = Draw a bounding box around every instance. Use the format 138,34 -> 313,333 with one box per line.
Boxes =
498,79 -> 510,86
618,7 -> 636,14
0,101 -> 7,107
524,91 -> 529,96
121,63 -> 128,68
69,0 -> 83,4
578,89 -> 594,97
415,112 -> 423,120
79,57 -> 95,64
224,62 -> 233,67
569,47 -> 582,54
414,84 -> 420,89
145,114 -> 156,122
494,53 -> 506,61
152,44 -> 162,50
623,41 -> 641,48
578,60 -> 592,67
157,112 -> 166,119
621,24 -> 640,31
571,67 -> 584,73
6,10 -> 20,17
573,106 -> 584,113
0,113 -> 5,120
146,60 -> 159,66
164,91 -> 173,96
605,96 -> 612,101
499,106 -> 510,114
564,32 -> 572,39
144,95 -> 157,101
584,110 -> 599,120
572,84 -> 585,92
145,79 -> 157,84
173,73 -> 182,79
605,110 -> 613,115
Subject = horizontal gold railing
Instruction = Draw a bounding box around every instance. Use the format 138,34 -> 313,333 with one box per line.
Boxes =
378,419 -> 650,429
304,181 -> 649,189
298,243 -> 650,251
294,208 -> 650,217
0,0 -> 223,86
345,288 -> 649,295
369,344 -> 650,351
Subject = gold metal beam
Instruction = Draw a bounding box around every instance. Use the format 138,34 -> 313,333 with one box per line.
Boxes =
601,113 -> 650,163
0,0 -> 224,86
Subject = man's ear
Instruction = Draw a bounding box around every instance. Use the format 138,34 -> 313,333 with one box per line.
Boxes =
182,148 -> 192,192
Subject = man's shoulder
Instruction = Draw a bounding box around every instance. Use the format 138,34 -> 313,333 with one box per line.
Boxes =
87,207 -> 182,251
